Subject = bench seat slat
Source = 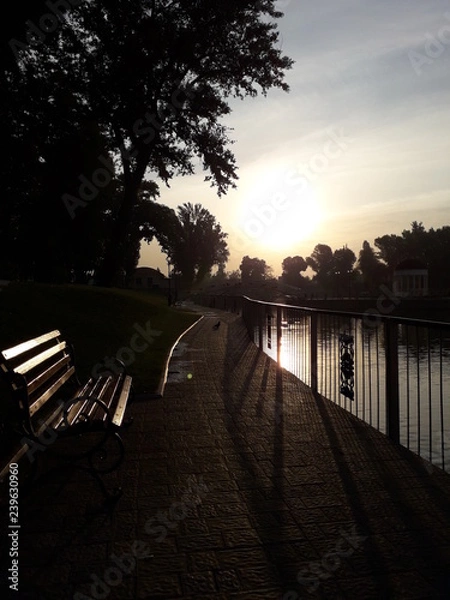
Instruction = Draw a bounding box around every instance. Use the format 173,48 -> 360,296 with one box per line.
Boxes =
53,378 -> 98,429
83,376 -> 114,422
87,377 -> 119,422
53,376 -> 115,429
1,330 -> 61,362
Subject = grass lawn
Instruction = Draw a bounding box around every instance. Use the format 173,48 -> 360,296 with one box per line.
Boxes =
0,282 -> 199,399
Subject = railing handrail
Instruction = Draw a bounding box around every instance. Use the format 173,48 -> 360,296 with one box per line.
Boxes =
241,295 -> 450,330
198,292 -> 450,469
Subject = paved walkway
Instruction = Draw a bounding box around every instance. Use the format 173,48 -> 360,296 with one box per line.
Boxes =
2,308 -> 450,599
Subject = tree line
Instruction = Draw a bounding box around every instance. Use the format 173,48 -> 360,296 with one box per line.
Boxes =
213,221 -> 450,295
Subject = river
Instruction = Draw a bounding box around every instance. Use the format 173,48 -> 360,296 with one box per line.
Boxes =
260,313 -> 450,471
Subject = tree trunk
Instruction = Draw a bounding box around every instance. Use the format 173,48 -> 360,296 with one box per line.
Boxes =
97,177 -> 141,287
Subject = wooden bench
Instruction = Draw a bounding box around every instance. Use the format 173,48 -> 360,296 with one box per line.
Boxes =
0,330 -> 133,501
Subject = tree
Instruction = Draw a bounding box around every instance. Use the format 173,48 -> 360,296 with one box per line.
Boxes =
142,202 -> 229,288
357,240 -> 387,293
374,233 -> 405,271
227,270 -> 241,284
401,221 -> 428,263
7,1 -> 293,285
375,222 -> 450,294
281,256 -> 307,287
332,245 -> 356,297
332,246 -> 356,275
122,180 -> 161,283
375,221 -> 428,272
306,244 -> 334,288
240,256 -> 270,282
0,110 -> 115,281
427,226 -> 450,293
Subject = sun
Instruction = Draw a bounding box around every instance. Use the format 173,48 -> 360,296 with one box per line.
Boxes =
261,187 -> 321,251
238,168 -> 322,252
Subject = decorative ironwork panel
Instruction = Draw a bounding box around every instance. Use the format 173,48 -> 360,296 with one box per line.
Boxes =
339,333 -> 354,400
267,314 -> 272,349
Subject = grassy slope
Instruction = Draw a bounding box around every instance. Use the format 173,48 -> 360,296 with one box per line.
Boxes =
0,283 -> 199,395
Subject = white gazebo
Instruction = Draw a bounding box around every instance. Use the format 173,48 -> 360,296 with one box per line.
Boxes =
393,258 -> 428,297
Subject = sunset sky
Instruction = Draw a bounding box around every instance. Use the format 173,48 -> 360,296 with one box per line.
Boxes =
139,0 -> 450,277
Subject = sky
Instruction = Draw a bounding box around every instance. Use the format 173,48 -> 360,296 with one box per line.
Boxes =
139,0 -> 450,277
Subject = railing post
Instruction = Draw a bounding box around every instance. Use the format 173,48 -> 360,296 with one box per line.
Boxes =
276,306 -> 282,366
385,320 -> 400,443
258,305 -> 263,350
242,297 -> 249,337
310,312 -> 318,393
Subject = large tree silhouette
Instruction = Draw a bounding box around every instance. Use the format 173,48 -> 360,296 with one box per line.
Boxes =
6,1 -> 293,285
306,244 -> 334,287
142,202 -> 229,288
357,240 -> 387,293
240,256 -> 270,282
281,256 -> 307,287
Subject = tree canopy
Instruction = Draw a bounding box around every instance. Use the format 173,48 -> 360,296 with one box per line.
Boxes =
281,256 -> 308,287
142,202 -> 229,288
357,240 -> 388,293
306,244 -> 334,284
240,256 -> 271,282
2,1 -> 293,285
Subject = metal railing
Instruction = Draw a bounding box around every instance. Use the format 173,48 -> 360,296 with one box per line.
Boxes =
195,293 -> 450,472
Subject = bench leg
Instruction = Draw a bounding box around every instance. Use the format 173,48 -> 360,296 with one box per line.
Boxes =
88,431 -> 125,474
75,464 -> 123,506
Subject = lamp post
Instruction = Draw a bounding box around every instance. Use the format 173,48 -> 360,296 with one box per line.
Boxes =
167,258 -> 172,306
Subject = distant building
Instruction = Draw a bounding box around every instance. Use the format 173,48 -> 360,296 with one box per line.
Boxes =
130,267 -> 170,291
393,258 -> 428,297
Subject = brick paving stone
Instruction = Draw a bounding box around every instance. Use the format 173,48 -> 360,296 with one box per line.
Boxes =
187,551 -> 219,571
215,568 -> 242,592
181,570 -> 217,595
222,528 -> 262,548
2,308 -> 450,598
137,572 -> 182,599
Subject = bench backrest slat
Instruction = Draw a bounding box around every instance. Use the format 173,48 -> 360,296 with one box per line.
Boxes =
27,355 -> 71,396
1,330 -> 61,362
1,329 -> 131,441
13,342 -> 69,377
29,367 -> 76,417
0,330 -> 78,435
